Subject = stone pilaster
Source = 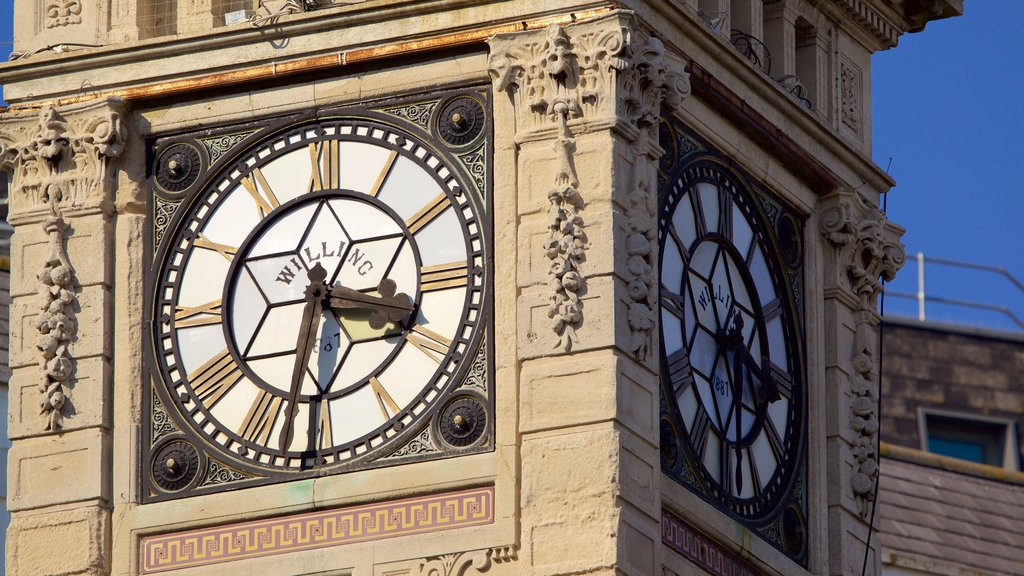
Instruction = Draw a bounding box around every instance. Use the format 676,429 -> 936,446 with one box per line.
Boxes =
819,187 -> 905,576
0,97 -> 135,576
488,11 -> 689,574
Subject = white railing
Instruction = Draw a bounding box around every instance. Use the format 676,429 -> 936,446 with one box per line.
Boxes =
886,253 -> 1024,331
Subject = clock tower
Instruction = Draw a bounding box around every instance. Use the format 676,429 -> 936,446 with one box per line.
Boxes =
0,1 -> 959,575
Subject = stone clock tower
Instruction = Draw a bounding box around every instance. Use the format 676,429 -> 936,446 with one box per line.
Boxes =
0,1 -> 959,575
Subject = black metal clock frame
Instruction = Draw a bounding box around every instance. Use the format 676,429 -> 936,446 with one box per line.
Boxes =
141,89 -> 494,502
657,116 -> 809,564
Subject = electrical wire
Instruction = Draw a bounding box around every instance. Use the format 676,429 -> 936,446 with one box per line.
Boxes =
860,189 -> 889,576
9,43 -> 104,61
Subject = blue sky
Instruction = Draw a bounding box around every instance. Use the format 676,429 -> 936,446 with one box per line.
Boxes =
0,2 -> 1019,330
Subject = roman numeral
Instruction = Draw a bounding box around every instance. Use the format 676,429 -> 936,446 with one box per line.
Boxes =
691,188 -> 708,237
316,400 -> 333,449
309,140 -> 341,191
406,325 -> 452,362
771,363 -> 793,398
665,348 -> 692,398
194,233 -> 236,262
175,299 -> 222,328
719,184 -> 733,239
690,408 -> 711,459
762,298 -> 782,322
368,150 -> 399,198
240,167 -> 280,219
405,192 -> 450,234
369,376 -> 400,419
421,261 -> 468,292
239,389 -> 283,446
188,349 -> 242,408
661,286 -> 687,320
764,417 -> 785,461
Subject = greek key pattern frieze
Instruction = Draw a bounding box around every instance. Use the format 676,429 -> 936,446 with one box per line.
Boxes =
140,487 -> 494,573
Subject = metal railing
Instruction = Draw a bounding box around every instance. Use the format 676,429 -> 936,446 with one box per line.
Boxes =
886,253 -> 1024,331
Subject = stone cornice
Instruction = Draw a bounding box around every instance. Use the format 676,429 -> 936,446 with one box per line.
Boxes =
821,0 -> 963,51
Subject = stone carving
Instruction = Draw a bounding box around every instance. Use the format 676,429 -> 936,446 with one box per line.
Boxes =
821,191 -> 905,517
45,0 -> 82,28
619,36 -> 690,361
840,60 -> 860,132
490,16 -> 690,355
490,24 -> 587,351
0,101 -> 127,430
415,547 -> 517,575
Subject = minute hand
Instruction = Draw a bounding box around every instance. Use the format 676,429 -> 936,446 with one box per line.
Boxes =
327,279 -> 413,329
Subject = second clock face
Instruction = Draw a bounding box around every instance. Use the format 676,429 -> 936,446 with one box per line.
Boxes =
659,158 -> 804,521
152,118 -> 487,470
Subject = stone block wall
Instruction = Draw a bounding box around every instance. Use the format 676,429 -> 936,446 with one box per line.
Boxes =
880,318 -> 1024,464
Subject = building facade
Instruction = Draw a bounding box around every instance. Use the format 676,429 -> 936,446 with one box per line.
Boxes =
0,1 -> 959,574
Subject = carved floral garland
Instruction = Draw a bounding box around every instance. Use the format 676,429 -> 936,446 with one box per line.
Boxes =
822,198 -> 904,517
0,103 -> 126,431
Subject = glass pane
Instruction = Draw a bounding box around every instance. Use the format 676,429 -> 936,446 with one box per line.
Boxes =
661,237 -> 685,295
732,203 -> 754,258
697,182 -> 720,234
230,269 -> 267,353
339,141 -> 396,195
260,148 -> 312,206
749,246 -> 776,306
677,385 -> 699,431
300,203 -> 351,279
704,433 -> 722,482
375,156 -> 444,221
671,192 -> 698,251
245,254 -> 308,304
752,431 -> 778,490
329,197 -> 402,241
662,308 -> 685,357
248,202 -> 317,258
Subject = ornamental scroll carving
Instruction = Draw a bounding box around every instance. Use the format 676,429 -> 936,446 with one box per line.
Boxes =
821,190 -> 905,517
489,13 -> 690,354
415,547 -> 518,576
46,0 -> 83,28
0,100 -> 127,431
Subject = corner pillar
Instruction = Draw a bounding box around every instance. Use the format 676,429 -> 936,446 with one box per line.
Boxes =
819,188 -> 905,576
0,97 -> 138,576
488,11 -> 690,574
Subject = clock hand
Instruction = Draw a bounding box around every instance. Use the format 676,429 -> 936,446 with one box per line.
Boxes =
278,263 -> 328,453
327,278 -> 414,329
729,319 -> 744,496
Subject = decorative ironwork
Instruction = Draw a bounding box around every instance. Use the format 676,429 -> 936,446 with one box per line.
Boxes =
730,30 -> 771,75
457,144 -> 487,197
776,75 -> 813,109
152,440 -> 201,492
151,391 -> 178,446
200,459 -> 252,487
153,196 -> 178,249
437,96 -> 486,147
378,101 -> 437,132
154,143 -> 201,193
144,92 -> 494,502
439,396 -> 486,447
778,213 -> 803,270
199,131 -> 255,165
382,427 -> 440,460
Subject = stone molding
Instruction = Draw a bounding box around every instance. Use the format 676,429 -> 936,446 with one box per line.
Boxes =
415,546 -> 518,575
488,12 -> 690,356
820,188 -> 905,517
0,98 -> 127,431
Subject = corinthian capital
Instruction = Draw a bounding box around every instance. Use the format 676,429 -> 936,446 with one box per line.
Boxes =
0,97 -> 128,224
820,188 -> 906,318
487,11 -> 690,142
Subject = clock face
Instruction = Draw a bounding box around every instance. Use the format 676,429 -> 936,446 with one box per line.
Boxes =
151,117 -> 487,471
659,158 -> 804,522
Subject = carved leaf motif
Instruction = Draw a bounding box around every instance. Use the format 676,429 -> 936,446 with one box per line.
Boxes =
45,0 -> 82,28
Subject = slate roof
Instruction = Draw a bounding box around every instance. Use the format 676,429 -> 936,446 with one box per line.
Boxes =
879,444 -> 1024,575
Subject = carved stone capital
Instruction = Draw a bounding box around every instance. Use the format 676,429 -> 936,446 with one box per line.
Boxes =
488,11 -> 690,142
0,98 -> 128,224
820,188 -> 906,320
489,12 -> 690,357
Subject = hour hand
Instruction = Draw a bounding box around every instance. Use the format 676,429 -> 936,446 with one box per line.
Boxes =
327,279 -> 413,329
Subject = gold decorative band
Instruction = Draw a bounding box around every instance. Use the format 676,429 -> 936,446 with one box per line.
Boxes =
141,486 -> 494,573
